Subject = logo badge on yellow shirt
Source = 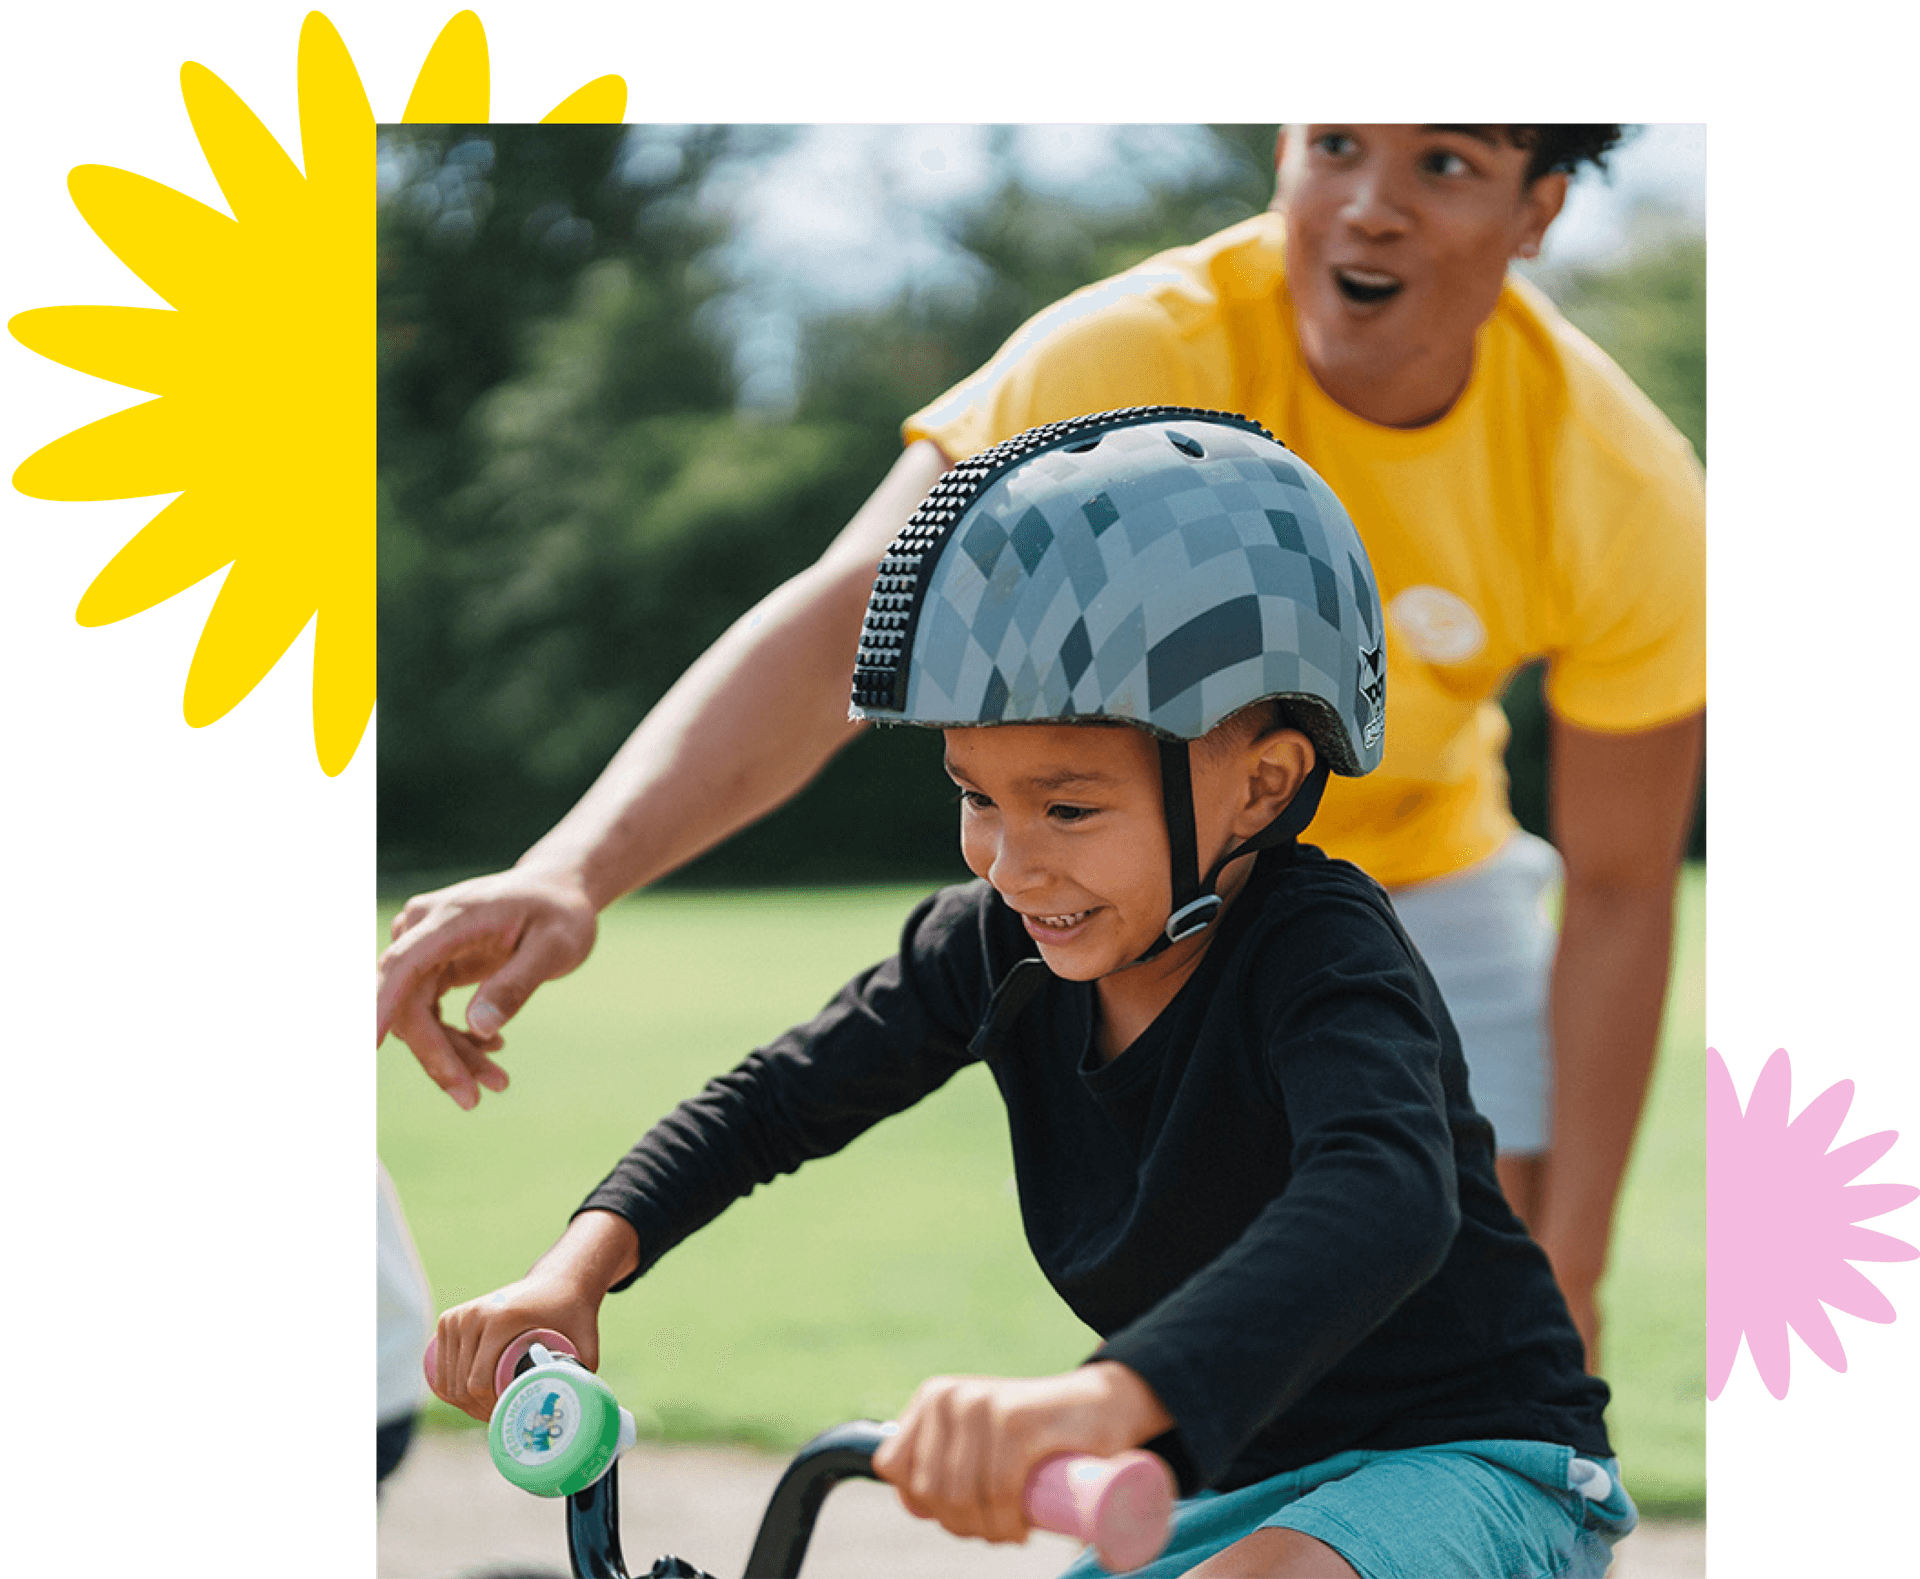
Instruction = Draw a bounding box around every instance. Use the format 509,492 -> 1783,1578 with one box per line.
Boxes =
1388,587 -> 1486,665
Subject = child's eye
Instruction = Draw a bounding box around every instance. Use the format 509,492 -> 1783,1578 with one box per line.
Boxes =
957,789 -> 993,811
1048,803 -> 1098,825
1313,131 -> 1358,161
1421,149 -> 1473,178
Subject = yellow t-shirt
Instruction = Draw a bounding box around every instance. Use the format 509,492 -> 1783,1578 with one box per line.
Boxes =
904,213 -> 1705,888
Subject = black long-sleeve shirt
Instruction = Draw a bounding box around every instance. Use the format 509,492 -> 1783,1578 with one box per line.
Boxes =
579,845 -> 1611,1492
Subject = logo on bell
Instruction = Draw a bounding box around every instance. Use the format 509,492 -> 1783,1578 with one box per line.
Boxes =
504,1384 -> 574,1462
1388,587 -> 1486,665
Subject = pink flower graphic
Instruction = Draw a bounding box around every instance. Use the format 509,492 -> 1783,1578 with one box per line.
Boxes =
1708,1047 -> 1919,1399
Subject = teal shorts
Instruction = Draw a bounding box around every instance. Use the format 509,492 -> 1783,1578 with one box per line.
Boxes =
1054,1440 -> 1636,1579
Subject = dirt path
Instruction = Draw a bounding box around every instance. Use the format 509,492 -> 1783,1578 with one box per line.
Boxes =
378,1430 -> 1703,1578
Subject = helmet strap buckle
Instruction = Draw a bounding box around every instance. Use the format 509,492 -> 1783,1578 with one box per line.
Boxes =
1138,748 -> 1333,963
1163,894 -> 1224,945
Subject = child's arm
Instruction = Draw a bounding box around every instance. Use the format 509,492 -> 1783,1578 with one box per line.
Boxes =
428,1209 -> 640,1422
574,887 -> 998,1289
871,1363 -> 1173,1547
429,887 -> 1003,1420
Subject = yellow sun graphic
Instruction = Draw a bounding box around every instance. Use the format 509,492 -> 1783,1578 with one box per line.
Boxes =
8,11 -> 625,776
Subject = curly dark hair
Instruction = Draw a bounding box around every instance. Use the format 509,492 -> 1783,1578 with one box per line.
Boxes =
1505,125 -> 1629,185
1272,126 -> 1631,187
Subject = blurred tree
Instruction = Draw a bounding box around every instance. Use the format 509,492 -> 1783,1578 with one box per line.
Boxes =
379,124 -> 788,870
1554,230 -> 1707,465
793,126 -> 1277,444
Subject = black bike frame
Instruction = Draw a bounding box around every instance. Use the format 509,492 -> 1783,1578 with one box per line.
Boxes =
563,1419 -> 893,1579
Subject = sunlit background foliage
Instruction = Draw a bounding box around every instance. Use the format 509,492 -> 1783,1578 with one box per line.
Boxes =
377,125 -> 1704,889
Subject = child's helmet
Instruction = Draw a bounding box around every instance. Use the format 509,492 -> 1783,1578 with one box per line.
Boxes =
851,406 -> 1385,953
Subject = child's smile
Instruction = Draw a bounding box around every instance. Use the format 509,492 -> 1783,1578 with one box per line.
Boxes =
944,723 -> 1173,980
943,721 -> 1286,1057
1023,908 -> 1095,938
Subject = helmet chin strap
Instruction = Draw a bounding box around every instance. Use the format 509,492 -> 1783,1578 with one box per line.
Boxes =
1136,741 -> 1330,963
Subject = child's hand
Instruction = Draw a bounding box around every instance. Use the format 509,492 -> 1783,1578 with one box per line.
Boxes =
428,1270 -> 605,1422
872,1362 -> 1173,1546
425,1210 -> 639,1422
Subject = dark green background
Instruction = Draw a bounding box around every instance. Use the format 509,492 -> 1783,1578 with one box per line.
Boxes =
7,6 -> 1912,1575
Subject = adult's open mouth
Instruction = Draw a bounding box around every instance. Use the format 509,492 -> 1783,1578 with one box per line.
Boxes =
1333,266 -> 1403,305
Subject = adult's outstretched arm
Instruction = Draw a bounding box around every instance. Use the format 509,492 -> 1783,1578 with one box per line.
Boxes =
1535,707 -> 1705,1367
377,439 -> 952,1107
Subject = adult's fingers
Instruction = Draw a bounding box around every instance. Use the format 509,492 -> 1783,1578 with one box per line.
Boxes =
376,907 -> 496,1044
389,892 -> 431,943
377,906 -> 519,1100
465,911 -> 597,1040
380,890 -> 472,1021
386,985 -> 508,1110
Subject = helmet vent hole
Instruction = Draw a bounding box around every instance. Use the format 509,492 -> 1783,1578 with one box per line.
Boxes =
1064,436 -> 1103,453
1168,432 -> 1204,458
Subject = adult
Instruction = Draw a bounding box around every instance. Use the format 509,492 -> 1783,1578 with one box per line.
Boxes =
378,125 -> 1704,1367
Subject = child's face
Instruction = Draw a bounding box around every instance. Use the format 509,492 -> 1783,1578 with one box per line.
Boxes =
943,723 -> 1245,982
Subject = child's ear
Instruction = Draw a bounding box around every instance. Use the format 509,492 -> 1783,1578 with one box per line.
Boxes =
1236,730 -> 1316,837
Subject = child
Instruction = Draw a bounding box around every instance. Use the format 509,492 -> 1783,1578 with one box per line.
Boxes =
429,407 -> 1636,1578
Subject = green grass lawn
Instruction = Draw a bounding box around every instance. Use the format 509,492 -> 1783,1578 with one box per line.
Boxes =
379,865 -> 1704,1514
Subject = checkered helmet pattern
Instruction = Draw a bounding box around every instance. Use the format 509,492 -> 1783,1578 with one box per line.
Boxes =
850,406 -> 1386,775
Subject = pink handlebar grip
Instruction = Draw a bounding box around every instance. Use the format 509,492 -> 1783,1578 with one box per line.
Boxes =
1024,1450 -> 1176,1572
421,1326 -> 580,1404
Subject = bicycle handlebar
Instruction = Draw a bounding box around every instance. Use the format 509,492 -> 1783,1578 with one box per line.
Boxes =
742,1419 -> 1173,1576
425,1329 -> 1175,1575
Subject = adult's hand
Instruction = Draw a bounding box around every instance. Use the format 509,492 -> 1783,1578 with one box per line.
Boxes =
377,867 -> 599,1109
375,441 -> 950,1109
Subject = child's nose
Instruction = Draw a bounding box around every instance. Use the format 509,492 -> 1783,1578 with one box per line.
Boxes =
986,825 -> 1049,897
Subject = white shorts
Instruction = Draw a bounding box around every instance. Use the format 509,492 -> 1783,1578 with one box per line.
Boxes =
1388,831 -> 1563,1157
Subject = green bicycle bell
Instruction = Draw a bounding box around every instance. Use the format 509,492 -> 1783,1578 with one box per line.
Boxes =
487,1343 -> 637,1497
